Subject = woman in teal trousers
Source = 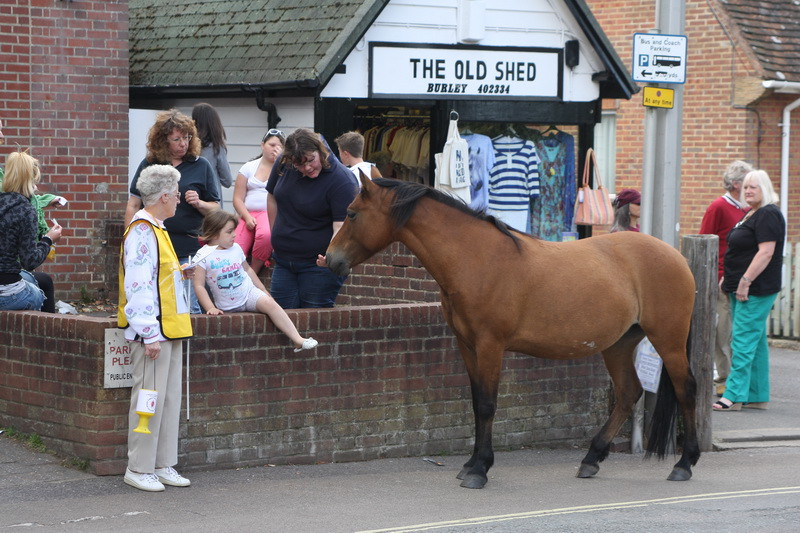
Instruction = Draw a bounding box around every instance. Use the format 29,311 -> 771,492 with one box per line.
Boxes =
713,170 -> 785,411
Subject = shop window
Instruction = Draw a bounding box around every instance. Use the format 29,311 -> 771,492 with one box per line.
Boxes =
354,105 -> 432,183
593,111 -> 618,194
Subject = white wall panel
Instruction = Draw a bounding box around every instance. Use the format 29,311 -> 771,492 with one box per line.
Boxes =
321,0 -> 605,101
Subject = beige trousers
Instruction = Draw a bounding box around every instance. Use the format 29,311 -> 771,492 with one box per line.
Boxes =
127,339 -> 183,473
713,288 -> 733,385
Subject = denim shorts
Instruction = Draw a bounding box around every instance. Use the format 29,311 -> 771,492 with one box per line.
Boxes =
0,270 -> 45,311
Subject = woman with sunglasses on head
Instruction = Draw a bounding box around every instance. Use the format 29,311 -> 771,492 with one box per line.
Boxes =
266,128 -> 358,309
232,128 -> 285,276
125,109 -> 221,314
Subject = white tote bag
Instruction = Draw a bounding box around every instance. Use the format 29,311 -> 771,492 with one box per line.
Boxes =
434,118 -> 471,203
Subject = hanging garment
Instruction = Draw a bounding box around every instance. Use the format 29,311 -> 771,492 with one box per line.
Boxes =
462,133 -> 495,214
487,137 -> 540,231
530,131 -> 576,241
434,119 -> 471,204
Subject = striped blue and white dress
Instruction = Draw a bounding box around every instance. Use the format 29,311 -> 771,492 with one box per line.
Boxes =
487,137 -> 540,232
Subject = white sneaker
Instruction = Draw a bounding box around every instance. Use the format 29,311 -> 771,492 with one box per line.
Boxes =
155,466 -> 191,487
124,468 -> 165,492
294,337 -> 318,352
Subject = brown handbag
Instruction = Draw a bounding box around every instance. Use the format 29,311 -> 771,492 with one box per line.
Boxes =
575,148 -> 614,226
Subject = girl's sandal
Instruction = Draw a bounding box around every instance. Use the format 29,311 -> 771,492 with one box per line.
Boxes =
712,400 -> 742,411
293,337 -> 318,352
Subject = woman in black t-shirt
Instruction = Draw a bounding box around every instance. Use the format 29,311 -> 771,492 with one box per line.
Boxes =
124,109 -> 221,314
713,170 -> 785,411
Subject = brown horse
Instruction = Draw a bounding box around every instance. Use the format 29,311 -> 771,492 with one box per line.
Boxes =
325,175 -> 699,489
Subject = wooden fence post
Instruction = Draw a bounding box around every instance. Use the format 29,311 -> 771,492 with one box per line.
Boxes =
681,234 -> 717,452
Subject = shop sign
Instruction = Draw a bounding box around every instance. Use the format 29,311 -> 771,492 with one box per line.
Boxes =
370,43 -> 562,100
642,86 -> 674,108
104,328 -> 133,388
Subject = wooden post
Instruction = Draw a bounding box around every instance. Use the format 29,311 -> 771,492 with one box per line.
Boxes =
681,234 -> 717,452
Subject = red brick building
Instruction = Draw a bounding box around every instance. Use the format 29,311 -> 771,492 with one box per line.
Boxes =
588,0 -> 800,243
0,0 -> 129,301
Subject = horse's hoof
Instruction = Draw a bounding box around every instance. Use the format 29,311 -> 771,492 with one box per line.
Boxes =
459,474 -> 487,489
456,467 -> 470,480
667,467 -> 692,481
576,462 -> 599,478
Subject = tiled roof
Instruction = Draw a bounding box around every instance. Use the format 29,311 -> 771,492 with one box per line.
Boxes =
129,0 -> 636,98
129,0 -> 389,88
719,0 -> 800,82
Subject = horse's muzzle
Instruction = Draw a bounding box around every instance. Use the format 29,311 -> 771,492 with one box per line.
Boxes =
325,252 -> 351,277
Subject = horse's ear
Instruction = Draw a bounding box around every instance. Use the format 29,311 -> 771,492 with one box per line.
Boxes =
358,169 -> 373,195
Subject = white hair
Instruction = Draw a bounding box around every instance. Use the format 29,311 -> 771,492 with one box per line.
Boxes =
740,169 -> 778,208
137,165 -> 180,207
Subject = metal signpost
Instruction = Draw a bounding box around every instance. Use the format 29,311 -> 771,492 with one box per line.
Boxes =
631,2 -> 687,453
634,27 -> 687,248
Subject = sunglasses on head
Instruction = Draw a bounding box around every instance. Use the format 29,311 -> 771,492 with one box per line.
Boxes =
263,128 -> 285,142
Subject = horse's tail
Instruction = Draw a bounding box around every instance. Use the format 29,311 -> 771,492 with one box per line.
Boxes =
644,327 -> 692,459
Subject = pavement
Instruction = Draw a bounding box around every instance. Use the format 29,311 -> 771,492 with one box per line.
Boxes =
1,342 -> 798,530
711,340 -> 800,450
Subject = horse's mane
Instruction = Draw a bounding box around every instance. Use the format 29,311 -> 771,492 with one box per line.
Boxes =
371,178 -> 522,249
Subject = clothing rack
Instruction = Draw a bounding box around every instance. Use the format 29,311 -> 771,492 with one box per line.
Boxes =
356,111 -> 431,183
355,114 -> 431,120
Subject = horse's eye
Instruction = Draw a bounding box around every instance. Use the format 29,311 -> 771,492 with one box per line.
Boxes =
346,210 -> 357,220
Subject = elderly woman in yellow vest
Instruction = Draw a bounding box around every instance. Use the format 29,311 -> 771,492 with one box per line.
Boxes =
118,164 -> 193,492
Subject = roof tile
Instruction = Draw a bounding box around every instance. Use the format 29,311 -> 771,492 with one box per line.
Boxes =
719,0 -> 800,81
130,0 -> 386,87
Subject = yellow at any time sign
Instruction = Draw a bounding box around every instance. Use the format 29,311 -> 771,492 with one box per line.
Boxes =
642,86 -> 674,109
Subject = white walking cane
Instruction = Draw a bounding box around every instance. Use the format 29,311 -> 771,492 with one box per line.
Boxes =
180,246 -> 215,421
184,254 -> 192,420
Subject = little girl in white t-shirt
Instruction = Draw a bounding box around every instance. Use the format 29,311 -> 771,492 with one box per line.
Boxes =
193,210 -> 317,352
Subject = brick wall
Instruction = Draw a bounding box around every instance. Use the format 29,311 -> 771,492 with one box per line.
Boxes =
587,0 -> 799,243
103,225 -> 441,308
0,0 -> 129,301
0,308 -> 610,475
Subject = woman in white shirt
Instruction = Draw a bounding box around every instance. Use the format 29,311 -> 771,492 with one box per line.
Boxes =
232,129 -> 284,275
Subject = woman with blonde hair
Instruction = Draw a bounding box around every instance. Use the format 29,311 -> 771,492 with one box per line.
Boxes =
0,150 -> 61,310
714,170 -> 785,411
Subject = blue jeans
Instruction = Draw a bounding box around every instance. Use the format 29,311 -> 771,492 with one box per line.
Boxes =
0,270 -> 45,311
270,254 -> 346,309
178,256 -> 202,315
